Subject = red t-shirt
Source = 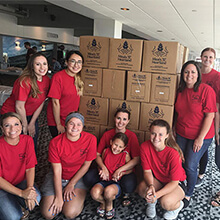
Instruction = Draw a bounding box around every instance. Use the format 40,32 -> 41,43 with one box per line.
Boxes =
48,131 -> 97,180
103,147 -> 127,180
202,69 -> 220,104
0,135 -> 37,188
0,76 -> 50,116
97,128 -> 140,158
140,140 -> 186,184
175,83 -> 217,139
47,69 -> 80,126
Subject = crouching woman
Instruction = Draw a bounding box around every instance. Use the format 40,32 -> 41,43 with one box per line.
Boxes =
138,119 -> 186,220
0,112 -> 41,220
40,112 -> 97,219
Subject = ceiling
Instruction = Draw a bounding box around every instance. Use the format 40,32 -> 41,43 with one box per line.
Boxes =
0,0 -> 219,58
46,0 -> 220,58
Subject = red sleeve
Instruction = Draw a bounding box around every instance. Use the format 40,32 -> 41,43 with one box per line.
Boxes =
14,80 -> 31,102
47,72 -> 62,100
85,134 -> 97,161
202,86 -> 217,113
25,136 -> 37,169
140,141 -> 151,171
48,138 -> 61,163
97,131 -> 111,154
129,132 -> 140,158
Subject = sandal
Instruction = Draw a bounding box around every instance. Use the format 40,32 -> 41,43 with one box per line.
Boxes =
97,206 -> 105,218
105,208 -> 115,219
122,196 -> 131,207
211,194 -> 220,207
20,209 -> 29,220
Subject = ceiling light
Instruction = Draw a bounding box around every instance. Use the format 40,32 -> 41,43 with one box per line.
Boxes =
192,10 -> 197,12
157,30 -> 163,33
171,38 -> 175,40
121,8 -> 129,11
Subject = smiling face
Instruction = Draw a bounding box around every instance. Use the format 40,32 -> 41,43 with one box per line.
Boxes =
33,56 -> 48,80
1,116 -> 22,143
150,125 -> 168,151
66,53 -> 83,76
114,112 -> 130,132
201,50 -> 215,68
183,64 -> 198,88
65,117 -> 83,141
110,138 -> 126,155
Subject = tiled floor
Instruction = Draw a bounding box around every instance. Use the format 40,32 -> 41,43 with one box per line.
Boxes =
26,105 -> 220,220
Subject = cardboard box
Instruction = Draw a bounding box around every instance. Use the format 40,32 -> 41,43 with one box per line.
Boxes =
126,71 -> 151,102
102,69 -> 126,100
79,96 -> 109,125
80,36 -> 109,68
142,41 -> 182,74
145,132 -> 151,141
84,124 -> 100,140
139,103 -> 174,131
108,99 -> 140,130
176,44 -> 184,74
81,67 -> 102,97
109,38 -> 143,71
99,125 -> 114,140
150,74 -> 177,105
183,46 -> 189,64
131,129 -> 145,145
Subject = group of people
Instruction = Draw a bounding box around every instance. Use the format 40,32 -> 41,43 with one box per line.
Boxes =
0,47 -> 219,220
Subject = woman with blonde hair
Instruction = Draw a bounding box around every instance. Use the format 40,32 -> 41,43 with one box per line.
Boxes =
0,52 -> 50,152
47,50 -> 84,137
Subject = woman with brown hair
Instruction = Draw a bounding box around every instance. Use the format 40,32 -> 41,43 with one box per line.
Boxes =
47,50 -> 84,138
0,52 -> 50,152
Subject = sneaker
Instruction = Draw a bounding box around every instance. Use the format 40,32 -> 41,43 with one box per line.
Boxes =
195,176 -> 203,188
146,201 -> 157,218
163,200 -> 184,220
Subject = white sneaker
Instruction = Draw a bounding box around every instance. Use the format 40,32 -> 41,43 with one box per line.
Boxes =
146,200 -> 157,218
163,200 -> 184,220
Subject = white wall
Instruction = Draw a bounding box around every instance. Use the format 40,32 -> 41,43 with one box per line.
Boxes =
0,13 -> 79,46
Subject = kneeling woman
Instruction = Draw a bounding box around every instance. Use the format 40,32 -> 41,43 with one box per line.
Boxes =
40,112 -> 97,219
0,112 -> 41,220
138,119 -> 186,220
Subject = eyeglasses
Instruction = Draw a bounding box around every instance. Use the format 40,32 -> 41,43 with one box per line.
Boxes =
69,59 -> 83,66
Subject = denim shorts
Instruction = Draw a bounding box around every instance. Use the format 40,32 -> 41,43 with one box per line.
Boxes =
96,180 -> 122,199
179,181 -> 187,193
41,170 -> 88,196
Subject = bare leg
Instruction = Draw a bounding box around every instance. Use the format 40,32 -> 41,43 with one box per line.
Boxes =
104,184 -> 119,212
91,184 -> 105,209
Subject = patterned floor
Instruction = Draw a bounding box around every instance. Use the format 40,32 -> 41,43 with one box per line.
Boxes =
8,104 -> 220,220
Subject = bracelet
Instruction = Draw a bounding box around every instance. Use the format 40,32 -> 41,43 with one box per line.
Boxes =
148,184 -> 154,187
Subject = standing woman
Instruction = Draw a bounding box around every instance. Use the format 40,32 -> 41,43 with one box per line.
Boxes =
0,52 -> 50,152
0,112 -> 41,220
40,112 -> 97,219
84,108 -> 140,206
138,119 -> 186,219
196,48 -> 220,187
175,60 -> 217,207
47,51 -> 84,138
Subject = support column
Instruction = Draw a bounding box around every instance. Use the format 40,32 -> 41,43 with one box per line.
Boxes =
93,19 -> 122,38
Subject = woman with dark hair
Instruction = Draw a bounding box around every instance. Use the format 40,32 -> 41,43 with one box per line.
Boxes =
0,52 -> 50,152
0,112 -> 41,220
195,48 -> 220,189
40,112 -> 96,219
175,60 -> 217,207
138,119 -> 186,219
47,50 -> 84,138
84,108 -> 140,207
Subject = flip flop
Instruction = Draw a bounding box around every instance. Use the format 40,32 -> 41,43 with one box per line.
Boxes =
211,194 -> 220,207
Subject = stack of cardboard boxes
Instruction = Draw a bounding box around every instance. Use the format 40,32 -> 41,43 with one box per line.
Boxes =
79,36 -> 188,144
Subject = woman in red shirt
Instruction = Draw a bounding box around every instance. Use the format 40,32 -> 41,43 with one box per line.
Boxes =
175,60 -> 217,207
138,119 -> 186,220
40,112 -> 97,219
0,52 -> 50,152
47,51 -> 84,138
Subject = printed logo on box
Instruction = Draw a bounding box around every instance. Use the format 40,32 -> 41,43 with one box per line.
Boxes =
152,43 -> 168,57
87,39 -> 101,52
149,106 -> 164,119
85,68 -> 98,74
118,41 -> 133,55
132,73 -> 146,80
156,75 -> 171,82
86,98 -> 100,110
116,102 -> 132,112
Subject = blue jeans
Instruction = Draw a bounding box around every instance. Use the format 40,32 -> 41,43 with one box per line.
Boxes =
0,180 -> 41,220
176,134 -> 212,197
